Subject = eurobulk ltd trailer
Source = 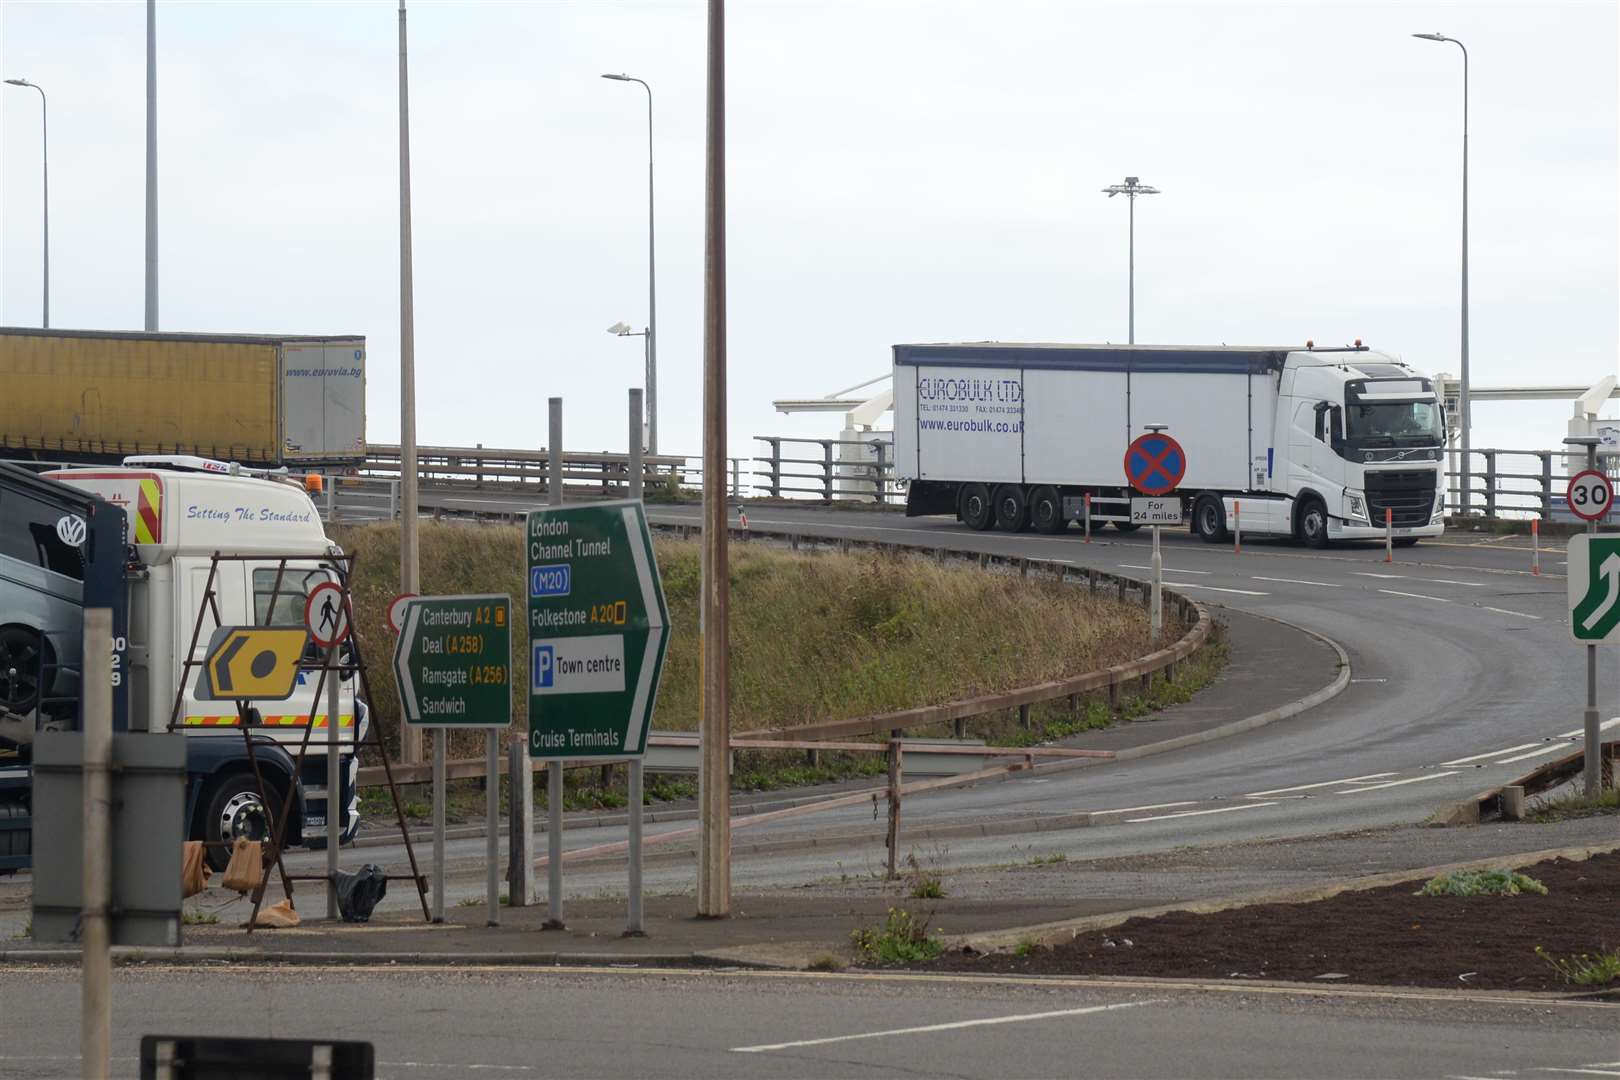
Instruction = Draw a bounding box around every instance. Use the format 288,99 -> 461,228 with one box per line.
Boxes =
894,342 -> 1447,546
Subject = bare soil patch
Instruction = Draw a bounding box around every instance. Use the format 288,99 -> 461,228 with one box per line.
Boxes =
922,852 -> 1620,993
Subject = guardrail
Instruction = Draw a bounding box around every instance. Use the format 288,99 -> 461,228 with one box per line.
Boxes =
752,436 -> 899,504
1445,447 -> 1620,521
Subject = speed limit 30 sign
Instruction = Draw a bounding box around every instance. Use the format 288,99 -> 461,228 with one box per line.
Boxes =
1566,469 -> 1614,522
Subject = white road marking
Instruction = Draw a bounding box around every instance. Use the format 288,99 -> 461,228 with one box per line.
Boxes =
1335,772 -> 1458,794
1168,582 -> 1270,596
1556,718 -> 1620,738
1427,578 -> 1489,588
1090,801 -> 1199,817
1120,564 -> 1211,575
1352,572 -> 1408,579
1496,744 -> 1573,765
1532,1070 -> 1620,1077
1251,575 -> 1342,588
730,999 -> 1159,1053
1126,801 -> 1279,823
1478,605 -> 1542,620
1378,588 -> 1452,602
1244,773 -> 1396,797
1441,744 -> 1542,767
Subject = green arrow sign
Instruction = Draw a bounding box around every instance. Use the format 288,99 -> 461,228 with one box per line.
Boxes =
393,594 -> 513,726
1568,534 -> 1620,644
526,500 -> 669,759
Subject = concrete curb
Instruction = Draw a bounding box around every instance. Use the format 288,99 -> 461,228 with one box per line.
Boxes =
953,839 -> 1620,955
0,946 -> 780,970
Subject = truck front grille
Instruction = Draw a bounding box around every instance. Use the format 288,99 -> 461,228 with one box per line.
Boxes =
1366,470 -> 1436,528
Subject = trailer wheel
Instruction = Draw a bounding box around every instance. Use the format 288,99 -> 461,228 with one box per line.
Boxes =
992,485 -> 1029,532
1296,496 -> 1329,549
201,773 -> 279,872
1028,486 -> 1065,534
1111,522 -> 1141,533
1194,496 -> 1229,543
0,626 -> 51,716
958,484 -> 994,531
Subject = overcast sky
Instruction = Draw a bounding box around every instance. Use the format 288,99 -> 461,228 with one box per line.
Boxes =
2,0 -> 1615,470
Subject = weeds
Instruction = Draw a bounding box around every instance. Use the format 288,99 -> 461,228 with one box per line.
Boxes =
1535,945 -> 1620,986
806,953 -> 844,972
903,850 -> 947,899
1528,784 -> 1619,823
181,907 -> 221,926
851,908 -> 943,966
1013,937 -> 1042,958
1417,869 -> 1548,897
1028,852 -> 1068,866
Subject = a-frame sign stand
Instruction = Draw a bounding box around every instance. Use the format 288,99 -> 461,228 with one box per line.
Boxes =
167,551 -> 430,932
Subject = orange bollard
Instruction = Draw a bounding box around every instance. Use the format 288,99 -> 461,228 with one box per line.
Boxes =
1532,518 -> 1540,575
1384,507 -> 1393,562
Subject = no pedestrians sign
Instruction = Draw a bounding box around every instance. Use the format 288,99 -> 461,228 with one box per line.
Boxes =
526,500 -> 670,759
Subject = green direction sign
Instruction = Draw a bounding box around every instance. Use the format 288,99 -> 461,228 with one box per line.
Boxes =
393,594 -> 513,727
526,500 -> 669,759
1568,534 -> 1620,644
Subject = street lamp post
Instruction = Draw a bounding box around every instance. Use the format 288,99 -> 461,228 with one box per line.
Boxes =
602,73 -> 658,455
607,322 -> 650,449
5,78 -> 48,328
1102,176 -> 1159,345
1413,32 -> 1470,514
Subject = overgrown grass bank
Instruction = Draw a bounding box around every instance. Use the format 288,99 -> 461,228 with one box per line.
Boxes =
333,522 -> 1179,762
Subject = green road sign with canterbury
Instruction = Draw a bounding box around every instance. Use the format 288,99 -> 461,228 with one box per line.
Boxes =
1568,534 -> 1620,644
526,500 -> 670,758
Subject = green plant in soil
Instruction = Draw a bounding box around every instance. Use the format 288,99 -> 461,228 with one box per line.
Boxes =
1028,852 -> 1068,866
851,908 -> 944,966
181,907 -> 221,926
1416,869 -> 1548,897
1013,937 -> 1042,958
806,953 -> 844,972
1535,945 -> 1620,986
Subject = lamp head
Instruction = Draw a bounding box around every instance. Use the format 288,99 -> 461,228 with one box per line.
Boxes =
601,73 -> 631,81
4,78 -> 33,87
607,322 -> 633,336
1412,32 -> 1447,41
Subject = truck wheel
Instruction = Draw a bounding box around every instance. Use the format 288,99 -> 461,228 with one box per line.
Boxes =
0,626 -> 50,716
1194,496 -> 1229,543
201,773 -> 279,872
958,484 -> 994,531
992,485 -> 1029,532
1297,497 -> 1329,549
1112,521 -> 1141,533
1028,486 -> 1065,534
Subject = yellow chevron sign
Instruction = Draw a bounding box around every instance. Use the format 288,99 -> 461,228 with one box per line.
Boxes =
196,626 -> 309,701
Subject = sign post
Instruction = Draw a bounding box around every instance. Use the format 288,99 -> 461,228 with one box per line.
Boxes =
305,580 -> 352,921
393,593 -> 512,923
1125,428 -> 1187,645
526,497 -> 669,936
1565,439 -> 1615,796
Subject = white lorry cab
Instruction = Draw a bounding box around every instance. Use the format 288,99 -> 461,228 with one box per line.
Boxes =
894,342 -> 1448,547
45,456 -> 365,862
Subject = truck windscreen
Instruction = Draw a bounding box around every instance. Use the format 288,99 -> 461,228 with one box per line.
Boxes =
1345,400 -> 1443,445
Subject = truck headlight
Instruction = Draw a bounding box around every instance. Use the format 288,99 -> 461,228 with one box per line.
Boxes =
1432,489 -> 1445,523
1345,492 -> 1368,522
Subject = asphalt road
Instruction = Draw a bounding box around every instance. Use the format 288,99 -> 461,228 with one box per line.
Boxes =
1,964 -> 1615,1079
285,497 -> 1616,910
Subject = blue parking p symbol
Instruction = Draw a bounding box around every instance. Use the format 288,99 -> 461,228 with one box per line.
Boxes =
533,644 -> 555,689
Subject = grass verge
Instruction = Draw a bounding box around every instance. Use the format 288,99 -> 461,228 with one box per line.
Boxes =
1527,784 -> 1619,823
335,522 -> 1222,817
